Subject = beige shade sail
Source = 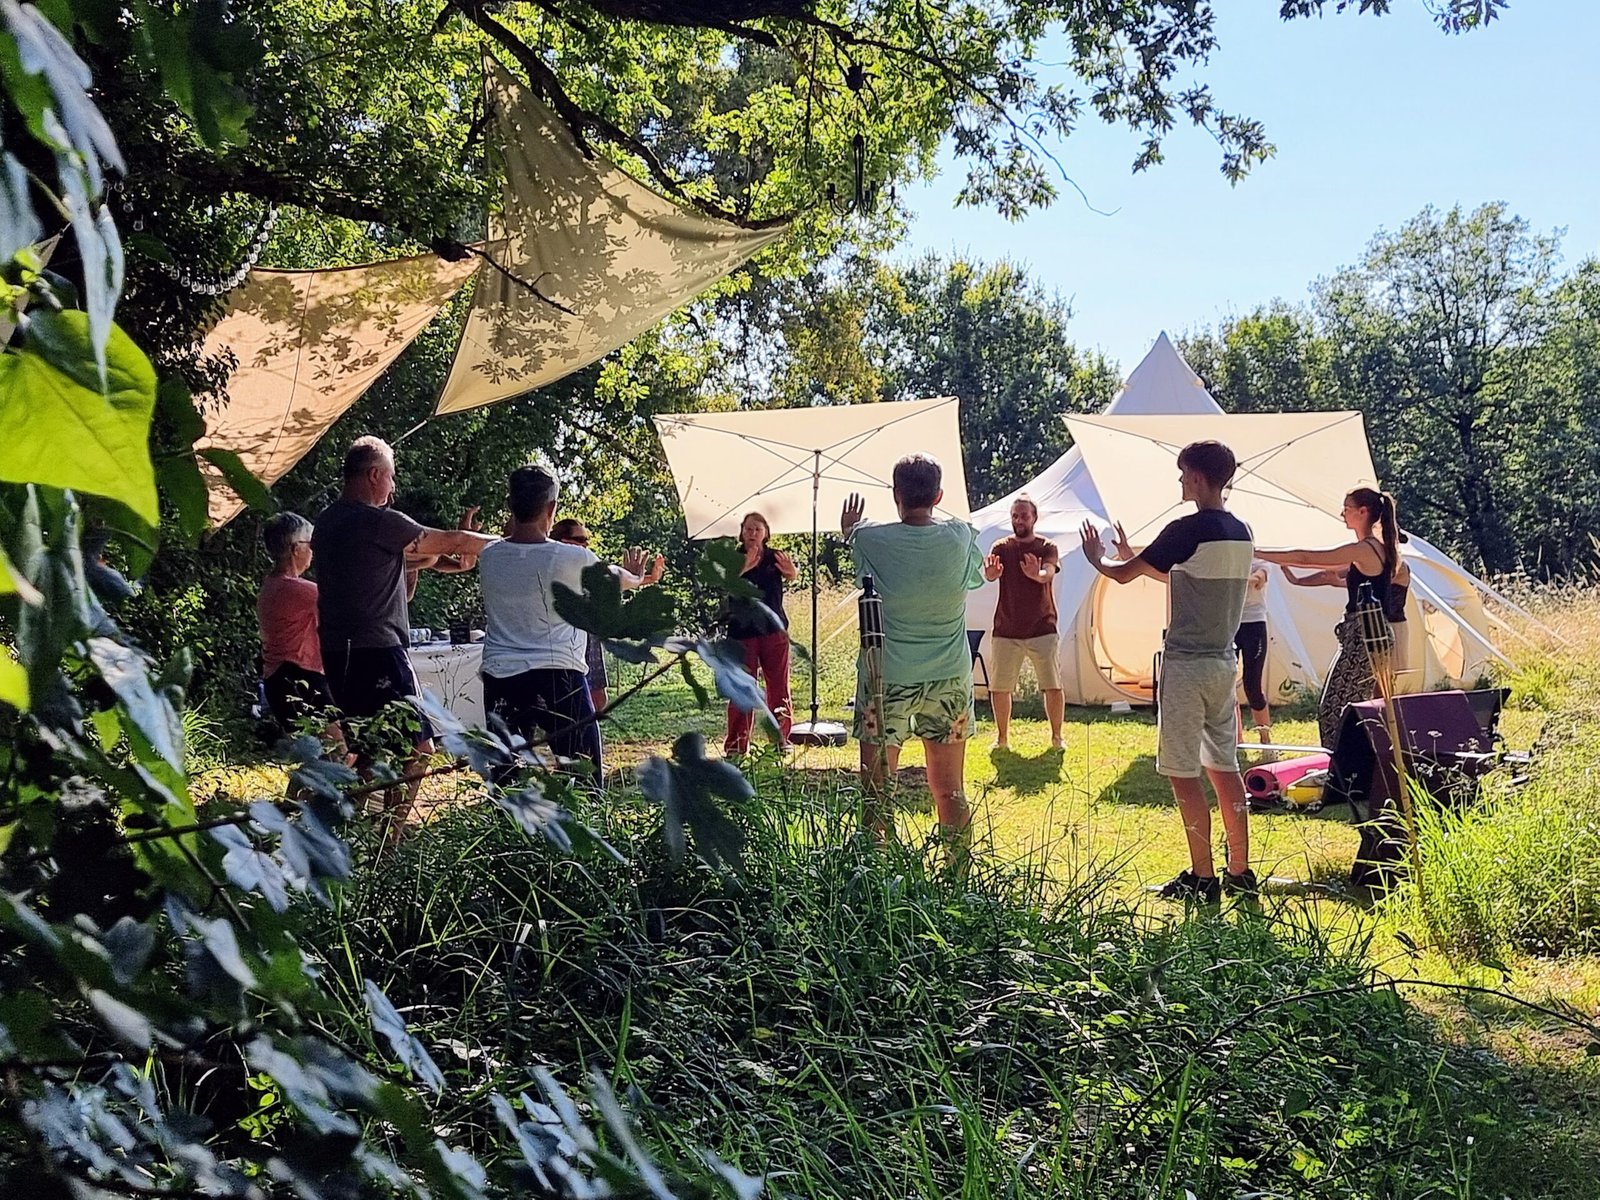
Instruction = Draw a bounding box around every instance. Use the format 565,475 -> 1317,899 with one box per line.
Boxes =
654,397 -> 971,540
1065,412 -> 1379,550
197,253 -> 481,525
435,63 -> 788,416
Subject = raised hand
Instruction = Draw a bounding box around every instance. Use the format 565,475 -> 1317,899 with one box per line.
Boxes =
1079,519 -> 1105,563
841,492 -> 866,534
983,552 -> 1004,582
456,505 -> 482,532
1112,521 -> 1133,561
772,549 -> 798,578
645,552 -> 667,584
621,546 -> 649,577
1021,551 -> 1043,580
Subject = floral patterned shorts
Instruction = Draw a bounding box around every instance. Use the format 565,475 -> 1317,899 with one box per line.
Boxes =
854,675 -> 975,748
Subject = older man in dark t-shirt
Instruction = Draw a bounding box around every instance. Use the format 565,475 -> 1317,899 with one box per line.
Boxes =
981,494 -> 1064,749
314,436 -> 497,835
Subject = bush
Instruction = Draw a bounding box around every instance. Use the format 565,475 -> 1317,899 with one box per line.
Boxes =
316,766 -> 1538,1199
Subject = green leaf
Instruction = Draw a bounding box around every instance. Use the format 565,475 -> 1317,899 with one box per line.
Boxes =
0,543 -> 42,606
636,732 -> 751,869
698,537 -> 761,599
0,654 -> 28,711
198,447 -> 275,513
0,311 -> 158,522
88,987 -> 152,1049
553,562 -> 674,641
156,374 -> 204,446
157,452 -> 210,544
136,1 -> 256,148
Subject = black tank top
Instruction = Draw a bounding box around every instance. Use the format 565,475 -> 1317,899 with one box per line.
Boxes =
1345,537 -> 1393,614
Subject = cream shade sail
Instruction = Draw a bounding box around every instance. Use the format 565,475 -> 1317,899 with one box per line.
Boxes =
198,253 -> 480,525
435,63 -> 787,416
654,397 -> 971,540
1065,411 -> 1379,549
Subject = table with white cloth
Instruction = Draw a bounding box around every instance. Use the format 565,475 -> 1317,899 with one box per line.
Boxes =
408,642 -> 485,727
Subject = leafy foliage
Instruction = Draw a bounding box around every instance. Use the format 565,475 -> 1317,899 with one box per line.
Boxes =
1183,203 -> 1600,576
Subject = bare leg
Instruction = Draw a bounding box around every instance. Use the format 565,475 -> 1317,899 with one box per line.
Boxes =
991,691 -> 1013,747
1205,766 -> 1250,875
382,738 -> 435,843
1166,775 -> 1216,878
924,738 -> 972,876
1249,707 -> 1271,741
1043,689 -> 1065,747
859,742 -> 901,842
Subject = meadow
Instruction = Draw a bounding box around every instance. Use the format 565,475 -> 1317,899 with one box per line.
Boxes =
186,585 -> 1600,1197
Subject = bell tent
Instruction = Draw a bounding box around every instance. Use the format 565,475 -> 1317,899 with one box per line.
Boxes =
964,334 -> 1506,707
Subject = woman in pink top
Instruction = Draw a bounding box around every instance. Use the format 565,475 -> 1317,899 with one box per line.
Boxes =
258,513 -> 344,752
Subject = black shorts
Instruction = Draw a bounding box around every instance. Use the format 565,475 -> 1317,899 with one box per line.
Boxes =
264,662 -> 336,730
320,641 -> 434,746
482,667 -> 602,781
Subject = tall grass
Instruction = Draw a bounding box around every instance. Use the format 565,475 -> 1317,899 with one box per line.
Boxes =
305,763 -> 1553,1199
1396,586 -> 1600,959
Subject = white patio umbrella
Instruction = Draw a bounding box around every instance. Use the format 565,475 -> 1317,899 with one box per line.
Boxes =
654,396 -> 970,743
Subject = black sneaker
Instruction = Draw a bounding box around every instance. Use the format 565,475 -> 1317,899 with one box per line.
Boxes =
1156,871 -> 1221,903
1222,868 -> 1260,897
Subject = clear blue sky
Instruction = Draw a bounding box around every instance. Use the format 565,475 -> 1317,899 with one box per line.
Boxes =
899,2 -> 1600,373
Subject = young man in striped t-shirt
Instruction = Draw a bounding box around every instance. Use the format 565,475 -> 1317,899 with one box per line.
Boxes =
1079,440 -> 1255,903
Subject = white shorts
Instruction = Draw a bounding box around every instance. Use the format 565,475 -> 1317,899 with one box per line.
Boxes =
1157,655 -> 1239,778
990,634 -> 1062,691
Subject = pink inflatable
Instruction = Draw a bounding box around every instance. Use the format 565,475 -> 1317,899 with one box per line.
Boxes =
1244,753 -> 1331,799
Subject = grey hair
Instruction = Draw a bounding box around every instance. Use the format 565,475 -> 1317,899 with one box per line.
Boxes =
509,464 -> 561,521
343,435 -> 394,480
264,512 -> 313,561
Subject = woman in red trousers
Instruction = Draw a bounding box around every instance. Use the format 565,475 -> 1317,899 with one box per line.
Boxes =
724,511 -> 799,754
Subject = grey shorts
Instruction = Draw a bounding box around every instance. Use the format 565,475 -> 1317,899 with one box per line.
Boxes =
1156,655 -> 1239,778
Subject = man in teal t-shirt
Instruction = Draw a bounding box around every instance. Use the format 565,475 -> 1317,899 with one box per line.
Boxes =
843,453 -> 984,860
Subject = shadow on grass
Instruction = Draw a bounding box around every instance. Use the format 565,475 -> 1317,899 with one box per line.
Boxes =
989,744 -> 1065,795
1092,754 -> 1171,809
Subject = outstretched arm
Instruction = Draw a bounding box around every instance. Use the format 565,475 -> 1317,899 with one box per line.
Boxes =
410,527 -> 498,558
1281,566 -> 1346,588
1258,542 -> 1383,573
1080,520 -> 1164,584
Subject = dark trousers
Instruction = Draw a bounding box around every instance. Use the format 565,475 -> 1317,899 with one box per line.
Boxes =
483,668 -> 603,782
1234,621 -> 1269,713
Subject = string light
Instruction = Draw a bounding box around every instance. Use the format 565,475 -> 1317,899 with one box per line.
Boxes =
153,204 -> 279,297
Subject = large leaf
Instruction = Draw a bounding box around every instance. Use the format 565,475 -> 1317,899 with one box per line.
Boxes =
636,732 -> 751,869
198,447 -> 276,513
157,452 -> 210,544
364,980 -> 445,1094
0,653 -> 27,711
553,561 -> 674,641
697,537 -> 761,600
0,311 -> 158,522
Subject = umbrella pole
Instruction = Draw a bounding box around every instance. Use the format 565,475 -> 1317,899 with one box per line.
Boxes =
790,449 -> 847,747
810,449 -> 820,731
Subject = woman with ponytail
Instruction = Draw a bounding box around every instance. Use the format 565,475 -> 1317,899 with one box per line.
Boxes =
1258,488 -> 1402,748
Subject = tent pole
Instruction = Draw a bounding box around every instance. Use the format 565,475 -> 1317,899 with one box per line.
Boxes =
810,448 -> 821,730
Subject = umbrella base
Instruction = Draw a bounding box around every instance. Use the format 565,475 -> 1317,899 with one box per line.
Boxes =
790,720 -> 849,747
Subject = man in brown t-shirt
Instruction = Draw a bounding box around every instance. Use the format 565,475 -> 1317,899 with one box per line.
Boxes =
983,495 -> 1064,748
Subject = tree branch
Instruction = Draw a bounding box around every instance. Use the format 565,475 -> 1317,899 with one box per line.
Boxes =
454,1 -> 791,230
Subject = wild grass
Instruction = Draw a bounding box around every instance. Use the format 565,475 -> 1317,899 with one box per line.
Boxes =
308,773 -> 1575,1200
1393,587 -> 1600,961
